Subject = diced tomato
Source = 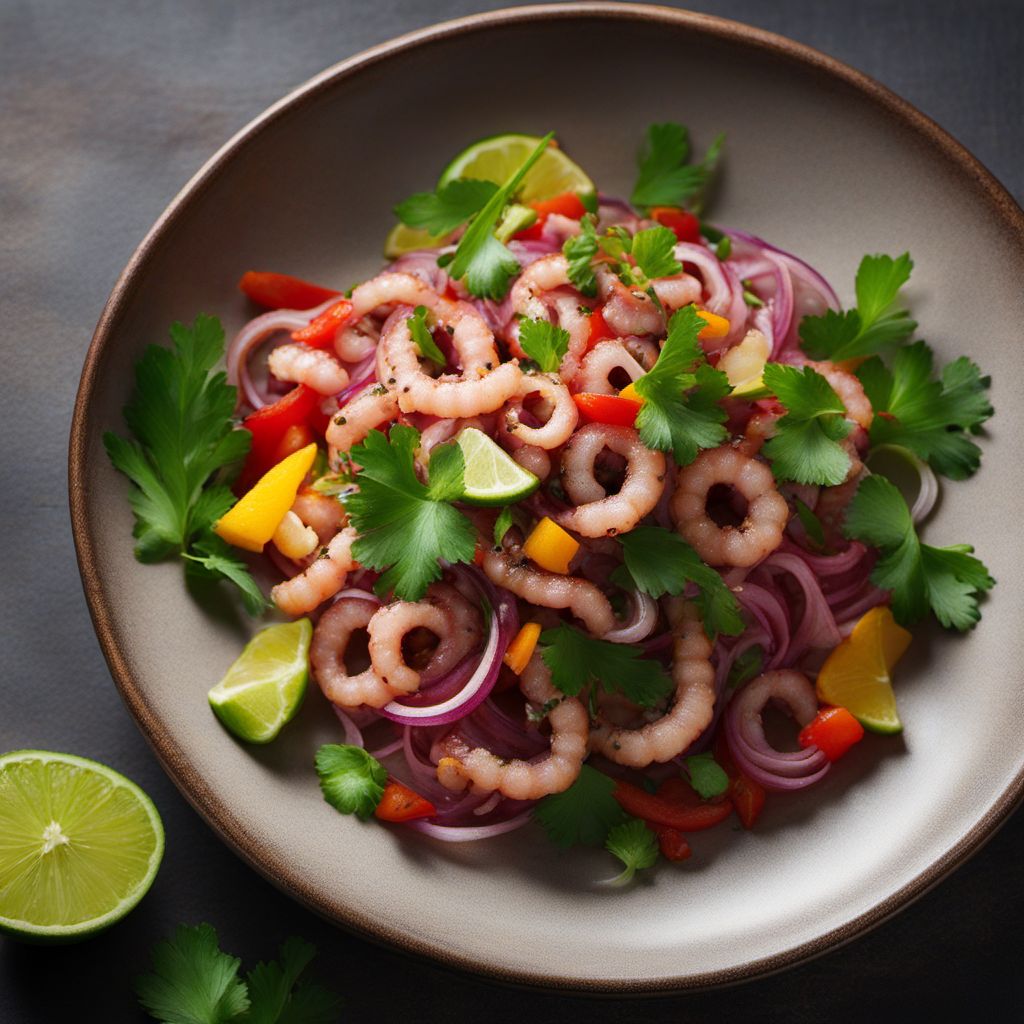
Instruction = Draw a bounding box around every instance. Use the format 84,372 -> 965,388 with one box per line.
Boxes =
586,307 -> 615,348
652,824 -> 692,862
238,270 -> 340,310
798,706 -> 865,762
290,298 -> 354,349
613,779 -> 733,832
374,781 -> 436,823
513,191 -> 588,241
572,392 -> 642,427
237,384 -> 326,491
650,207 -> 701,244
473,543 -> 486,567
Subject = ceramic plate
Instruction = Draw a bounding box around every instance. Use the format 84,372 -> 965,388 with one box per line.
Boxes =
70,3 -> 1024,991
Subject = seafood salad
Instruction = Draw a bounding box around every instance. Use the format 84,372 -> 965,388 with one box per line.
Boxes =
106,127 -> 995,880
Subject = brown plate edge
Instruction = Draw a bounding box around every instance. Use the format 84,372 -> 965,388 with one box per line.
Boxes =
67,2 -> 1024,995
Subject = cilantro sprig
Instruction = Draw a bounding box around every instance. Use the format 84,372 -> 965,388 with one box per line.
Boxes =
843,475 -> 994,630
315,743 -> 387,820
604,818 -> 659,886
394,178 -> 498,236
104,315 -> 266,615
518,317 -> 570,373
563,214 -> 599,296
135,924 -> 340,1024
684,753 -> 729,799
346,426 -> 476,601
533,764 -> 627,847
857,341 -> 992,480
630,122 -> 725,214
407,305 -> 446,366
799,253 -> 917,361
633,305 -> 730,465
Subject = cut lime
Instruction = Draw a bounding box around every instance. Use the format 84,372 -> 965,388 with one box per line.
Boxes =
456,427 -> 540,506
383,223 -> 448,259
0,750 -> 164,941
438,132 -> 594,204
208,619 -> 312,743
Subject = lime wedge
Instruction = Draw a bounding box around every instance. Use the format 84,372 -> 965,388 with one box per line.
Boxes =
438,132 -> 594,204
456,427 -> 540,506
0,750 -> 164,941
383,223 -> 448,259
208,619 -> 312,743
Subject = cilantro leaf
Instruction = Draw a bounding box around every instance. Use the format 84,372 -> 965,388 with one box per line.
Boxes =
135,923 -> 250,1024
761,363 -> 853,485
493,506 -> 514,547
314,744 -> 386,820
629,225 -> 681,282
684,754 -> 729,799
448,132 -> 555,298
604,818 -> 659,885
540,623 -> 673,708
533,764 -> 627,847
346,426 -> 476,600
843,475 -> 994,629
563,214 -> 599,296
617,526 -> 742,639
857,342 -> 992,479
244,937 -> 342,1024
184,535 -> 270,616
518,317 -> 570,373
793,497 -> 826,550
634,306 -> 730,465
800,253 -> 917,361
630,123 -> 724,212
394,178 -> 498,236
407,306 -> 446,365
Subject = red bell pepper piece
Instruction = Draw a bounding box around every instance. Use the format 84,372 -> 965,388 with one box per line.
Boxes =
650,206 -> 702,244
586,307 -> 615,348
290,298 -> 354,350
652,824 -> 692,862
798,706 -> 865,762
237,384 -> 326,491
612,779 -> 733,832
239,270 -> 340,310
713,731 -> 767,829
572,392 -> 642,427
374,781 -> 436,823
513,191 -> 588,241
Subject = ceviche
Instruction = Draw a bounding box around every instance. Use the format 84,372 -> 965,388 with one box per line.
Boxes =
106,126 -> 994,881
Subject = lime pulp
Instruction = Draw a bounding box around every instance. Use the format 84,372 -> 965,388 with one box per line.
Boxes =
456,427 -> 540,506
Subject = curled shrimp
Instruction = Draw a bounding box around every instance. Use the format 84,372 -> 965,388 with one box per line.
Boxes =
325,383 -> 399,467
574,340 -> 646,395
503,372 -> 579,449
311,597 -> 398,709
650,273 -> 703,311
267,343 -> 349,396
433,651 -> 588,799
481,542 -> 616,637
335,316 -> 379,362
596,264 -> 664,337
671,445 -> 789,567
590,599 -> 715,766
802,358 -> 873,430
271,527 -> 357,615
367,583 -> 483,694
556,424 -> 666,538
291,488 -> 348,545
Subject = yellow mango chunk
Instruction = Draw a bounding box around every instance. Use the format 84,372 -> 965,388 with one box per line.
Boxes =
697,310 -> 730,339
503,622 -> 542,675
214,443 -> 318,553
618,382 -> 643,404
523,516 -> 579,575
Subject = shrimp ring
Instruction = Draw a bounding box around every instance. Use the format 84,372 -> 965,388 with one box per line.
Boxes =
574,340 -> 646,395
271,527 -> 357,616
311,597 -> 397,709
503,372 -> 579,450
325,383 -> 399,467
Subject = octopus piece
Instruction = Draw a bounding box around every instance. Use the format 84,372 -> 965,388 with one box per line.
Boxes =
671,445 -> 789,567
503,372 -> 579,450
589,599 -> 715,766
596,264 -> 664,337
267,343 -> 349,396
574,340 -> 646,395
325,383 -> 399,467
433,651 -> 589,799
555,424 -> 666,538
271,527 -> 357,616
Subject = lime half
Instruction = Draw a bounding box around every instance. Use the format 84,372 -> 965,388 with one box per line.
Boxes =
456,427 -> 540,506
383,223 -> 447,259
0,750 -> 164,941
209,619 -> 312,743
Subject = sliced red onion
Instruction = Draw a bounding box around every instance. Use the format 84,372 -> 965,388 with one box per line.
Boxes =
332,706 -> 364,747
386,250 -> 451,293
778,537 -> 870,577
674,242 -> 748,347
733,582 -> 791,667
865,444 -> 939,525
404,809 -> 534,842
725,229 -> 840,311
367,736 -> 405,760
604,590 -> 658,644
760,553 -> 842,661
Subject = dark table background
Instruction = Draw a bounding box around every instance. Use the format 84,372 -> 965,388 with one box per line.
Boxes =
2,0 -> 1022,1020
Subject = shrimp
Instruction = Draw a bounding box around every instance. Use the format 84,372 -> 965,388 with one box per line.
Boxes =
503,372 -> 579,449
650,273 -> 703,311
481,543 -> 616,637
589,599 -> 715,766
348,271 -> 441,320
367,583 -> 483,694
799,358 -> 873,430
311,597 -> 398,709
508,442 -> 551,480
509,254 -> 591,380
556,424 -> 666,538
575,340 -> 646,395
335,316 -> 379,363
267,343 -> 350,396
291,488 -> 348,545
433,651 -> 588,799
596,264 -> 664,336
671,445 -> 789,567
325,383 -> 399,466
271,527 -> 357,615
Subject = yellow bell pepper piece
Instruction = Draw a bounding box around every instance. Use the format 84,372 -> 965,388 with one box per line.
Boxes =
522,516 -> 579,575
214,443 -> 318,553
618,381 -> 644,404
697,310 -> 730,339
503,622 -> 542,675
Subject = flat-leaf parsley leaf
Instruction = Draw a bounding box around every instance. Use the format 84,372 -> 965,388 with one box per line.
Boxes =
533,764 -> 627,847
315,744 -> 387,820
518,317 -> 570,373
394,178 -> 499,236
631,123 -> 725,213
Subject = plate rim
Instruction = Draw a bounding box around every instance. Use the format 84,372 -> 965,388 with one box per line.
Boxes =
68,1 -> 1024,993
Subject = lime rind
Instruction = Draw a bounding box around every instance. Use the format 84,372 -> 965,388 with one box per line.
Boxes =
456,427 -> 540,506
0,750 -> 164,941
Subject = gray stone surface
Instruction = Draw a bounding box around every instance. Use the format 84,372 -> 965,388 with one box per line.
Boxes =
1,0 -> 1021,1019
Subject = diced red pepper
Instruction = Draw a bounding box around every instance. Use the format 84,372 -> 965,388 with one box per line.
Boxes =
586,307 -> 615,348
652,824 -> 692,862
572,392 -> 642,427
650,207 -> 702,244
713,731 -> 767,829
237,384 -> 326,491
798,706 -> 865,762
238,270 -> 340,311
374,781 -> 436,823
613,779 -> 733,832
513,191 -> 588,241
290,298 -> 354,349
